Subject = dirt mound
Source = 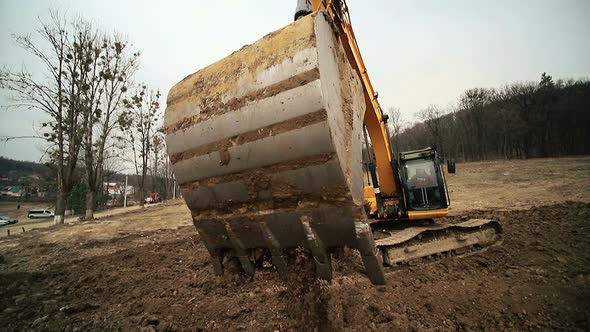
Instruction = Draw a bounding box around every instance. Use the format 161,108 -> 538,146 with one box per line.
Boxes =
1,202 -> 589,331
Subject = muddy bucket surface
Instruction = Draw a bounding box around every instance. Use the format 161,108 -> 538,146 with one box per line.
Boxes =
164,12 -> 385,284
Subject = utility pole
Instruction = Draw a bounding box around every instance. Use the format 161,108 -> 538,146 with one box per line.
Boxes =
124,175 -> 128,208
172,178 -> 176,200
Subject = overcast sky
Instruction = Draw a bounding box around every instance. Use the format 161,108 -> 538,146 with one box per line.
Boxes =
1,0 -> 589,163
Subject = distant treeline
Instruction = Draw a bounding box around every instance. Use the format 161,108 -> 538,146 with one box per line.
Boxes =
395,74 -> 590,161
0,157 -> 49,178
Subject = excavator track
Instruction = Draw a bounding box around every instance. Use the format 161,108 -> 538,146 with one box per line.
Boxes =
373,219 -> 502,266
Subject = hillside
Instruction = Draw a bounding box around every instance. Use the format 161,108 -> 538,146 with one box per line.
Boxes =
0,157 -> 49,185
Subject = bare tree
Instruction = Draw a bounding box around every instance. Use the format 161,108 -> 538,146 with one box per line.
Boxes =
416,104 -> 446,158
386,107 -> 403,156
1,11 -> 144,222
0,11 -> 85,224
150,132 -> 175,200
66,19 -> 104,220
120,85 -> 161,207
81,32 -> 139,219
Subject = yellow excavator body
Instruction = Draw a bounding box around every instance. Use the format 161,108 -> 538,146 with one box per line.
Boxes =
164,1 -> 501,284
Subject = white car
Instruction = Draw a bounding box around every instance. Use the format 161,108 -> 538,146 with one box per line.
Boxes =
28,209 -> 54,219
0,216 -> 18,226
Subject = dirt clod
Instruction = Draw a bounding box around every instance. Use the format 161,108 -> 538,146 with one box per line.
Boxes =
59,303 -> 99,315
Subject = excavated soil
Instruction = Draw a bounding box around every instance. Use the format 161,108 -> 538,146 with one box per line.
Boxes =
0,201 -> 589,331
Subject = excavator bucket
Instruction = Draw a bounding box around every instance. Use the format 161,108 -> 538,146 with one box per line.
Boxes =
164,13 -> 386,284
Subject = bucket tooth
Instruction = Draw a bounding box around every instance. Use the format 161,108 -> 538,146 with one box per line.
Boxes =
259,222 -> 288,277
300,216 -> 332,281
224,223 -> 255,276
212,254 -> 224,276
271,256 -> 289,278
210,253 -> 224,276
197,228 -> 225,275
381,248 -> 392,266
355,223 -> 386,285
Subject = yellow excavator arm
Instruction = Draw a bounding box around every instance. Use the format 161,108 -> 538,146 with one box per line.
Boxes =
309,0 -> 399,198
308,1 -> 449,221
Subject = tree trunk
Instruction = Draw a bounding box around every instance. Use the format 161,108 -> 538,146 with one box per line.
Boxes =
139,190 -> 145,208
139,170 -> 146,208
85,189 -> 95,220
54,190 -> 66,225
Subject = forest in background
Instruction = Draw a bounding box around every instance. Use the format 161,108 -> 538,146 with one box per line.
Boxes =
391,74 -> 590,161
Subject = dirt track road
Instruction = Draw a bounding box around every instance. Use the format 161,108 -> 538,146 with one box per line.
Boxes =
0,157 -> 589,331
0,219 -> 53,238
0,204 -> 146,238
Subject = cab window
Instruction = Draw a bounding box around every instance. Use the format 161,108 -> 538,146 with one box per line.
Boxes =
403,159 -> 444,210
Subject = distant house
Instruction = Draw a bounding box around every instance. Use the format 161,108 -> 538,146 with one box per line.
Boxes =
124,185 -> 135,196
102,182 -> 134,196
0,186 -> 23,197
103,182 -> 119,195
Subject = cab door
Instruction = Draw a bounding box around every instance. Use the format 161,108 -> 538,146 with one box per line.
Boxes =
399,149 -> 448,211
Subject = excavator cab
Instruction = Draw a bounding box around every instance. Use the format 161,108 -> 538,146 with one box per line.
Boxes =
399,148 -> 449,212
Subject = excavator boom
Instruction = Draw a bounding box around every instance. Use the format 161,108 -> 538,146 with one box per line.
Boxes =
313,0 -> 399,197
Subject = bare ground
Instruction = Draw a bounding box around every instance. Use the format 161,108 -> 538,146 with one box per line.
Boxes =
0,157 -> 589,331
447,156 -> 590,213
